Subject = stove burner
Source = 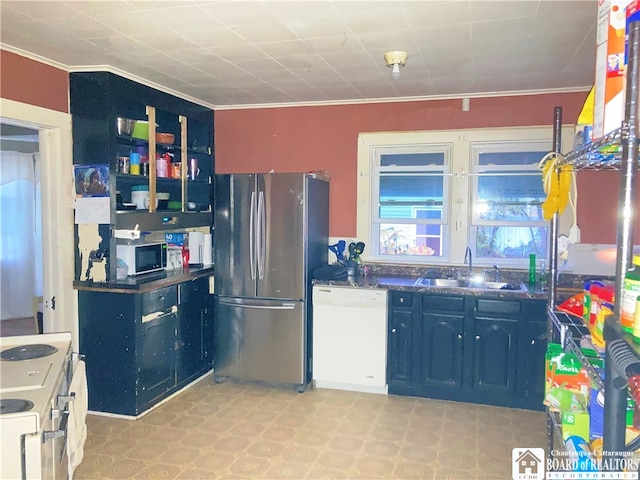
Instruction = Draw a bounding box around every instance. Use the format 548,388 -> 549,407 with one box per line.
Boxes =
0,344 -> 58,361
0,398 -> 34,414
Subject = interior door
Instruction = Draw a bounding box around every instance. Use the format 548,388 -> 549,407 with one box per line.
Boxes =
214,174 -> 257,297
257,174 -> 305,300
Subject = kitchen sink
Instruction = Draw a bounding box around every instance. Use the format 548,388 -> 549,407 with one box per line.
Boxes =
413,275 -> 527,291
483,281 -> 527,291
413,278 -> 470,288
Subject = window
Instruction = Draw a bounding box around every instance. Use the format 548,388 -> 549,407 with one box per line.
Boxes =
357,127 -> 572,267
471,142 -> 550,261
373,145 -> 451,261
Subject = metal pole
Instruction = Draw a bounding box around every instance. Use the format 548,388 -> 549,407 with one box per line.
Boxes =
614,20 -> 639,319
547,106 -> 562,456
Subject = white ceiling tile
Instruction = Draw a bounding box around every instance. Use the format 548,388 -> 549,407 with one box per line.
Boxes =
402,1 -> 471,27
177,26 -> 249,48
304,35 -> 365,53
134,33 -> 199,52
230,22 -> 299,43
344,11 -> 410,35
127,1 -> 193,11
355,30 -> 417,52
470,17 -> 533,41
1,0 -> 597,108
199,2 -> 279,26
144,4 -> 223,30
61,1 -> 138,15
469,1 -> 538,22
264,2 -> 339,22
45,15 -> 122,38
92,11 -> 166,37
232,57 -> 287,72
256,40 -> 314,57
284,16 -> 349,40
4,1 -> 83,19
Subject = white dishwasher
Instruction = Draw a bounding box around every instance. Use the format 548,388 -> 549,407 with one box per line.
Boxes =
312,285 -> 388,394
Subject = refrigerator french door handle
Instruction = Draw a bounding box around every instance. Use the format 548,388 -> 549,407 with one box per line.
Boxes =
218,299 -> 296,310
257,190 -> 265,279
249,191 -> 257,279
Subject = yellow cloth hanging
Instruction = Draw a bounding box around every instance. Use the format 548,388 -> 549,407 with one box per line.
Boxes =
539,152 -> 573,220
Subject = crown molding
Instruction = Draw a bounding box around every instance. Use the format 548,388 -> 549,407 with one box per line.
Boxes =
2,44 -> 591,112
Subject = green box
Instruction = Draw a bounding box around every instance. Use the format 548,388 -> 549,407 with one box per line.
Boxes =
562,411 -> 590,442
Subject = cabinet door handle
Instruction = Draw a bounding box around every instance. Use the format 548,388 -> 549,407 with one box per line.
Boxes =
391,328 -> 397,333
399,298 -> 404,303
457,334 -> 462,340
531,339 -> 535,345
475,335 -> 480,340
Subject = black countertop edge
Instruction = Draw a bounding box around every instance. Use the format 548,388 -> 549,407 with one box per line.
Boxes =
74,266 -> 215,293
312,275 -> 548,299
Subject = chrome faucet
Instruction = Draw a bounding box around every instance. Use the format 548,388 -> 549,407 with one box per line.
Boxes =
493,264 -> 501,282
464,247 -> 472,278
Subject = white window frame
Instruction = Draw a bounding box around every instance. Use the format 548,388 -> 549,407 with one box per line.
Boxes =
470,140 -> 553,266
356,126 -> 575,268
371,144 -> 452,263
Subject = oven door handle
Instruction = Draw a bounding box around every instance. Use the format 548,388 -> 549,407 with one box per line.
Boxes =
43,410 -> 69,442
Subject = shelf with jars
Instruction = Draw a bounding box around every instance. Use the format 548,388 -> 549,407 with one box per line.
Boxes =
70,71 -> 214,282
112,105 -> 213,231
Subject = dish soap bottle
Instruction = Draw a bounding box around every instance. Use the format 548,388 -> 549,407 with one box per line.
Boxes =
528,253 -> 537,287
624,255 -> 640,333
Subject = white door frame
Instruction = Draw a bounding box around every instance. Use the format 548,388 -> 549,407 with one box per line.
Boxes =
1,98 -> 77,347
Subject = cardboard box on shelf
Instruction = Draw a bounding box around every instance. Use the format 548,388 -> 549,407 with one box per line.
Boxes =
594,0 -> 633,138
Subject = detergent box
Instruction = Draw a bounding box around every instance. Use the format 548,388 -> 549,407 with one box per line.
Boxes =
545,344 -> 604,412
562,411 -> 590,442
594,0 -> 634,138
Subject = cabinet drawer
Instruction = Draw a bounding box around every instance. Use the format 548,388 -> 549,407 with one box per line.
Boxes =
528,300 -> 548,321
390,291 -> 413,308
476,298 -> 521,316
179,277 -> 209,304
421,294 -> 465,312
142,286 -> 178,315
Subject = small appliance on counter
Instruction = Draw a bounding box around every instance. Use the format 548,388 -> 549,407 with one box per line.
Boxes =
188,232 -> 205,265
116,241 -> 167,275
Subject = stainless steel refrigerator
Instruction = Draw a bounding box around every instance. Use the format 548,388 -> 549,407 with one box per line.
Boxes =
213,173 -> 329,390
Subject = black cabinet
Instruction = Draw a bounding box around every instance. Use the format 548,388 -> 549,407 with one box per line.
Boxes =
471,297 -> 520,396
388,292 -> 414,385
78,277 -> 213,416
471,317 -> 518,395
517,299 -> 548,410
387,290 -> 547,410
178,277 -> 214,384
419,295 -> 465,389
70,71 -> 214,283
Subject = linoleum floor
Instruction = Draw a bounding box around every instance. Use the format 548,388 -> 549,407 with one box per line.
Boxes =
74,377 -> 546,480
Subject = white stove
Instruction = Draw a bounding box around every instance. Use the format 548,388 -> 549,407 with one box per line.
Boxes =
0,332 -> 85,480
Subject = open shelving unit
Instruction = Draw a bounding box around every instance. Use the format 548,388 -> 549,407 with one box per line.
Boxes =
546,20 -> 640,464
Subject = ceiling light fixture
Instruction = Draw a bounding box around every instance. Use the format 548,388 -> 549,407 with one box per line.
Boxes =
384,51 -> 408,80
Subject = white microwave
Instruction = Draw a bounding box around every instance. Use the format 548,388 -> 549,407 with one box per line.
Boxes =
116,242 -> 167,276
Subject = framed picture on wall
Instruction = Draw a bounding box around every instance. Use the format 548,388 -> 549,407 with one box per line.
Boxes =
74,164 -> 109,198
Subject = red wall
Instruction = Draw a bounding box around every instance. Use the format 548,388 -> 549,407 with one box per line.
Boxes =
576,171 -> 640,244
215,93 -> 591,237
0,50 -> 69,113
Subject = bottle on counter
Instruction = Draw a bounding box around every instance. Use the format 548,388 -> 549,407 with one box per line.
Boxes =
622,255 -> 640,333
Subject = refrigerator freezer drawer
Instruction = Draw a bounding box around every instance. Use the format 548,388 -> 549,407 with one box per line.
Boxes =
214,297 -> 306,386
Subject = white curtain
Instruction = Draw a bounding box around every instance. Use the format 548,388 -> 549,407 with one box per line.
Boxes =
0,150 -> 42,320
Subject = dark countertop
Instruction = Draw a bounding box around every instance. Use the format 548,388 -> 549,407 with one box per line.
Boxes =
312,274 -> 549,300
74,265 -> 215,294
